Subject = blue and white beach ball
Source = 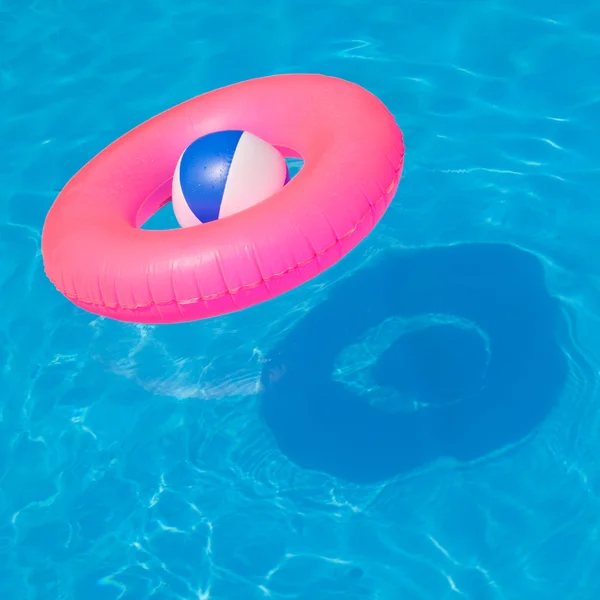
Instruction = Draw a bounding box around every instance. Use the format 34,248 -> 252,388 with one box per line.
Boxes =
171,130 -> 289,227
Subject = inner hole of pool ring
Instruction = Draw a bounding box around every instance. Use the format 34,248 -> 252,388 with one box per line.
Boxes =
332,315 -> 491,414
137,150 -> 304,230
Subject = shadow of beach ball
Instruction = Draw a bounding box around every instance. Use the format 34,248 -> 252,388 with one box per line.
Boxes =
373,322 -> 490,411
260,243 -> 568,484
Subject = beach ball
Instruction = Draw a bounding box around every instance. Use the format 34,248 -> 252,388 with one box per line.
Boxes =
172,130 -> 289,227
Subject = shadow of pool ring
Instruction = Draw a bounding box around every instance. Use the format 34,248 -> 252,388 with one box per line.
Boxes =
260,243 -> 568,484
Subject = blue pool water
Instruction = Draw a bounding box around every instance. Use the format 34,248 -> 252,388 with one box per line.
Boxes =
2,0 -> 600,598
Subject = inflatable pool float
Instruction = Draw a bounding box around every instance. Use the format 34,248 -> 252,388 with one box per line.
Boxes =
41,74 -> 404,324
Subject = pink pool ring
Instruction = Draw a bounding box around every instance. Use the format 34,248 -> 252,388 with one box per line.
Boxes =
41,74 -> 405,324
